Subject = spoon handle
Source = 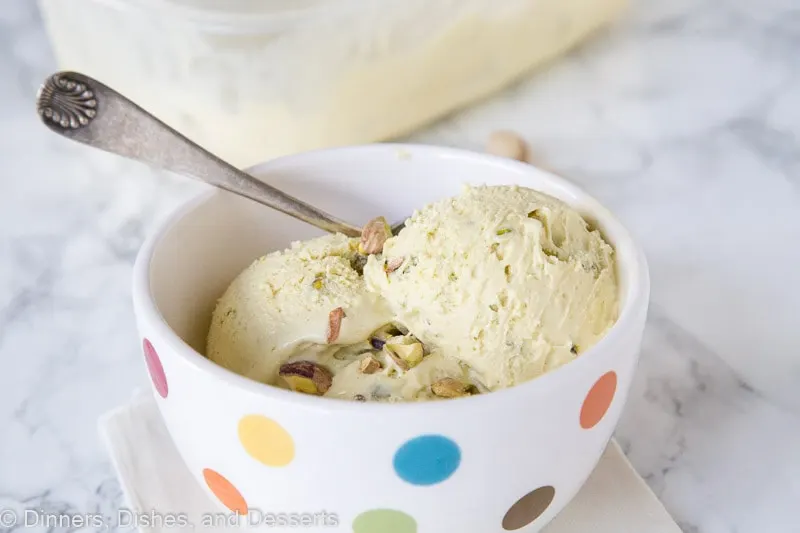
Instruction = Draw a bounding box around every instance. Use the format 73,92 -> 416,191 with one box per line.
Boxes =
35,71 -> 362,238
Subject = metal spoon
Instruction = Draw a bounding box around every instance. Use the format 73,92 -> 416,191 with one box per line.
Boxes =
35,71 -> 406,238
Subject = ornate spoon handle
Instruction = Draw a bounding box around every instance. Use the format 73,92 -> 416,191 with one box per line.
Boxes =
35,71 -> 363,237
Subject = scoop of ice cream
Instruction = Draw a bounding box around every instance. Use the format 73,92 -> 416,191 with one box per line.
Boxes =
207,233 -> 393,384
364,184 -> 618,389
208,184 -> 619,401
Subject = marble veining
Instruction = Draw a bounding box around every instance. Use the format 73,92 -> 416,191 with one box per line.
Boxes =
1,0 -> 799,531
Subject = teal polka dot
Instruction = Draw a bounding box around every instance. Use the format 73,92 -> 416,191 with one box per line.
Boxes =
393,435 -> 460,486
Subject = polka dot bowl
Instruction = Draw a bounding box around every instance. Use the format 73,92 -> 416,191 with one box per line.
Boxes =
132,144 -> 649,533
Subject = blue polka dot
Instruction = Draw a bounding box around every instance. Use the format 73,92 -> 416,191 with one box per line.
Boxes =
393,435 -> 461,486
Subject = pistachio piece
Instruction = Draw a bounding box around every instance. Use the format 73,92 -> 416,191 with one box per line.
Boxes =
359,355 -> 382,374
431,378 -> 471,398
350,254 -> 368,275
279,361 -> 333,395
359,216 -> 392,255
490,242 -> 503,260
384,348 -> 408,371
389,343 -> 424,368
385,337 -> 424,369
486,130 -> 528,161
369,324 -> 401,349
385,257 -> 405,273
385,334 -> 415,346
312,273 -> 325,290
326,307 -> 345,343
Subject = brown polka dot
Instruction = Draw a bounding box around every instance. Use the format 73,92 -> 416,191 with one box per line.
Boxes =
580,371 -> 617,429
203,468 -> 247,514
502,485 -> 555,530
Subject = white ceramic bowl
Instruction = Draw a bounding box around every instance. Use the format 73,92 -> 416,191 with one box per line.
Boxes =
132,144 -> 649,533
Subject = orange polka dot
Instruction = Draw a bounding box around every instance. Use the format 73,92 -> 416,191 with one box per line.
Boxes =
580,371 -> 617,429
203,468 -> 247,514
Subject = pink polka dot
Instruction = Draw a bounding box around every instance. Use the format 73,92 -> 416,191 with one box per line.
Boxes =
143,338 -> 168,398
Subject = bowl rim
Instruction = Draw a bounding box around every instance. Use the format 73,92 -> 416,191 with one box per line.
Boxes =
132,143 -> 650,414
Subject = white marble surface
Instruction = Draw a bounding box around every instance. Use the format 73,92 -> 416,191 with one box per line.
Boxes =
1,0 -> 799,531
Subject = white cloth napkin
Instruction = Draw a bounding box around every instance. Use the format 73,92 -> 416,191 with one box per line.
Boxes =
99,392 -> 680,533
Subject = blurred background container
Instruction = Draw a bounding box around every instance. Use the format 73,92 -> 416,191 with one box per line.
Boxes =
37,0 -> 626,167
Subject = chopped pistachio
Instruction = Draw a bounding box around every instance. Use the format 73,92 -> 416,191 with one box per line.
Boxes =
359,216 -> 392,254
385,334 -> 416,346
359,355 -> 382,374
350,254 -> 368,275
326,307 -> 345,343
490,242 -> 503,260
383,336 -> 419,371
504,265 -> 511,281
448,272 -> 458,282
369,324 -> 401,350
279,361 -> 333,395
489,304 -> 499,312
384,348 -> 408,371
496,228 -> 512,236
386,341 -> 424,368
385,257 -> 405,273
431,378 -> 471,398
570,344 -> 579,355
264,282 -> 281,297
312,273 -> 325,290
542,247 -> 559,259
486,130 -> 528,161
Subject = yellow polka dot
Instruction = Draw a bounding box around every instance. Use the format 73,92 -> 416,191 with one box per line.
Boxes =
238,414 -> 295,467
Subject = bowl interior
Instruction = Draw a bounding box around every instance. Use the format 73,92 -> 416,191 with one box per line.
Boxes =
144,144 -> 642,361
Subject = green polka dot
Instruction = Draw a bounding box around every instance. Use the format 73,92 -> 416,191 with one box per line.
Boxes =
352,509 -> 416,533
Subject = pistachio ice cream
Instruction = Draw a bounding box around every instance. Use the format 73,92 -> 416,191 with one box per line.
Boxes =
206,233 -> 391,384
207,185 -> 619,401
